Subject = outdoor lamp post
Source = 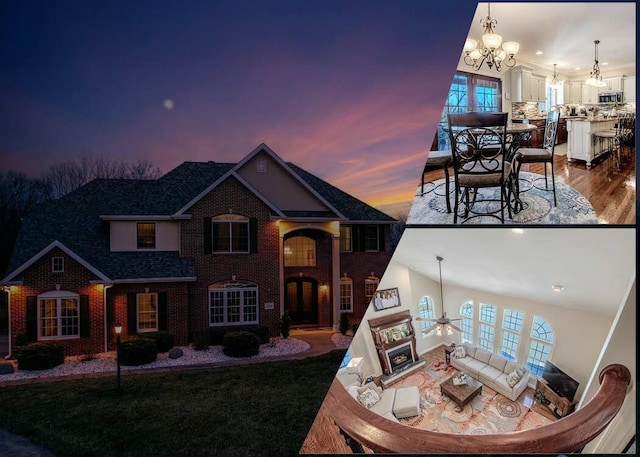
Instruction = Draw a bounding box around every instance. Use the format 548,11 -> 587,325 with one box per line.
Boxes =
114,323 -> 122,392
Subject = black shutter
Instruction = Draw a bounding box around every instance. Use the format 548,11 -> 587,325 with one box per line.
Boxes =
80,295 -> 90,338
203,217 -> 212,254
352,225 -> 361,252
26,296 -> 37,342
158,292 -> 168,331
250,218 -> 258,253
358,226 -> 366,252
127,292 -> 137,335
378,225 -> 385,252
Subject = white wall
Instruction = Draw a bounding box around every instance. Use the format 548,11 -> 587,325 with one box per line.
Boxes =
110,221 -> 181,252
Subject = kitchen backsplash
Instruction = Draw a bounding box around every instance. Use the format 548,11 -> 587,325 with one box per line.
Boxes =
511,101 -> 635,119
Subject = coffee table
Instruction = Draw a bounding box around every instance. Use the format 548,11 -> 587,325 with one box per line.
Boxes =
440,374 -> 482,411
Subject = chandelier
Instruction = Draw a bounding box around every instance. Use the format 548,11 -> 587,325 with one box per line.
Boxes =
462,2 -> 520,72
585,40 -> 607,87
549,64 -> 561,88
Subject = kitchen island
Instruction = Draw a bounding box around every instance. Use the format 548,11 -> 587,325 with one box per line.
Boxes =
566,117 -> 616,166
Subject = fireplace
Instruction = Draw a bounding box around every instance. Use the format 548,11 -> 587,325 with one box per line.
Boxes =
386,342 -> 415,373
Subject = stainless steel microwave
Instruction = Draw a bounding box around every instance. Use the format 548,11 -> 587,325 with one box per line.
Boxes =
599,91 -> 623,104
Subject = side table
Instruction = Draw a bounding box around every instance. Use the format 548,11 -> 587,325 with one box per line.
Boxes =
444,344 -> 456,365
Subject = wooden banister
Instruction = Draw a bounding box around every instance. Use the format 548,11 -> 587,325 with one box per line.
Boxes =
324,364 -> 631,454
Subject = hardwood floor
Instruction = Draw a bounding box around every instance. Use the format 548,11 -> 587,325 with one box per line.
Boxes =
421,142 -> 636,224
300,346 -> 558,454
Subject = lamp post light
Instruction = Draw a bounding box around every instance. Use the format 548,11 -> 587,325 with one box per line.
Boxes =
114,323 -> 122,392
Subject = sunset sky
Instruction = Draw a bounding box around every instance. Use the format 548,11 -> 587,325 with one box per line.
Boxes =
0,0 -> 477,217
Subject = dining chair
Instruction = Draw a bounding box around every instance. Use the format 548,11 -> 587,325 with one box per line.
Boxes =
446,112 -> 512,224
514,110 -> 560,206
420,149 -> 452,213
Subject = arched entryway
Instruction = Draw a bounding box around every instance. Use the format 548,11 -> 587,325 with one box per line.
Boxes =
285,277 -> 318,325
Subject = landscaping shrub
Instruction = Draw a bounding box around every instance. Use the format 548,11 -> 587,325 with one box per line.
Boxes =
15,342 -> 65,371
15,333 -> 29,348
339,313 -> 350,336
209,325 -> 269,345
280,311 -> 291,339
191,328 -> 210,350
119,338 -> 158,366
140,331 -> 175,353
222,331 -> 260,358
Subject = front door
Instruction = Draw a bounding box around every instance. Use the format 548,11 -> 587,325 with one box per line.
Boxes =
285,278 -> 318,325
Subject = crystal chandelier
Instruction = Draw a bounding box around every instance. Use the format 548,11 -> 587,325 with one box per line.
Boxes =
549,64 -> 561,89
585,40 -> 607,87
462,2 -> 520,72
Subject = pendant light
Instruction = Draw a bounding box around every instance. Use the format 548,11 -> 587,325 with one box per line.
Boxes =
549,64 -> 562,89
585,40 -> 607,87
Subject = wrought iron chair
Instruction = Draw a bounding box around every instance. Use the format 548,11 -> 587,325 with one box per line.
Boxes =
514,110 -> 560,206
447,112 -> 513,224
420,150 -> 452,213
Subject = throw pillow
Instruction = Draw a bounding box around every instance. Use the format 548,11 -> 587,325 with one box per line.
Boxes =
357,388 -> 381,409
515,366 -> 526,378
506,369 -> 520,388
453,346 -> 466,359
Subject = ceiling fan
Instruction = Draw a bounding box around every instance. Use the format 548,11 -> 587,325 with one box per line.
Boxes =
415,255 -> 463,336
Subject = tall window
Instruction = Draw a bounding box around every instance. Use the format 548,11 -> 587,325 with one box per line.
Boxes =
364,276 -> 379,303
527,316 -> 554,377
38,292 -> 79,339
339,277 -> 353,313
340,226 -> 352,252
137,223 -> 156,249
436,71 -> 502,150
212,214 -> 249,253
459,301 -> 474,344
363,225 -> 379,252
418,295 -> 436,337
137,293 -> 158,332
478,303 -> 497,351
501,309 -> 525,361
52,256 -> 64,273
209,281 -> 259,325
284,236 -> 316,266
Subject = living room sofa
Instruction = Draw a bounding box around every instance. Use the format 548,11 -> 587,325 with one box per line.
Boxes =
450,343 -> 529,401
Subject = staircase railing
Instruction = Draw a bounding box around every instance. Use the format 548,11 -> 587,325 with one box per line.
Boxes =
323,364 -> 631,454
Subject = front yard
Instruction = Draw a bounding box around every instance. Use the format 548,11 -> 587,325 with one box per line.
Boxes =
0,349 -> 345,457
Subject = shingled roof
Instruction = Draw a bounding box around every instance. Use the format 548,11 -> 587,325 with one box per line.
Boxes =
5,153 -> 395,282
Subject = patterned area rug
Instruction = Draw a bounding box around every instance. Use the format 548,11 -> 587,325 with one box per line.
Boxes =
387,361 -> 553,435
408,172 -> 598,225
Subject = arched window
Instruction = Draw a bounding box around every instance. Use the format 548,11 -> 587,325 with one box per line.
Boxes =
339,277 -> 353,313
209,280 -> 258,325
38,290 -> 80,339
364,276 -> 380,303
527,316 -> 555,376
459,301 -> 474,344
284,236 -> 316,266
478,302 -> 497,351
501,309 -> 525,361
418,295 -> 436,337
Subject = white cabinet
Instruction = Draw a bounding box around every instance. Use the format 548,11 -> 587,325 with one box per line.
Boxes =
568,82 -> 582,104
511,67 -> 546,102
567,118 -> 616,166
534,75 -> 547,102
581,83 -> 599,104
623,76 -> 635,102
598,77 -> 623,92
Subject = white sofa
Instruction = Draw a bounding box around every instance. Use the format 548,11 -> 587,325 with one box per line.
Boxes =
451,343 -> 529,401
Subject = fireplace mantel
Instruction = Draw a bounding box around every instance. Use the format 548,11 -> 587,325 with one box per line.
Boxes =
368,310 -> 419,376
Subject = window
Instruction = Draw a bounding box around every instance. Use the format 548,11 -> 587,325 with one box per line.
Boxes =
363,225 -> 379,252
501,309 -> 525,361
212,214 -> 249,253
527,316 -> 554,376
38,292 -> 79,339
339,277 -> 353,313
364,276 -> 379,303
137,223 -> 156,249
257,158 -> 267,172
435,71 -> 502,150
478,303 -> 497,351
137,293 -> 158,332
339,226 -> 352,252
209,280 -> 258,325
418,295 -> 436,336
284,236 -> 316,266
52,257 -> 64,273
459,301 -> 474,344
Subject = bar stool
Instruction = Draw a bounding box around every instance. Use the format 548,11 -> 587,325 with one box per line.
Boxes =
420,150 -> 452,213
592,117 -> 625,171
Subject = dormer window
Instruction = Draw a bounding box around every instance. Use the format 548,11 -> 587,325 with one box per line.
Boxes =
52,256 -> 64,273
137,223 -> 156,249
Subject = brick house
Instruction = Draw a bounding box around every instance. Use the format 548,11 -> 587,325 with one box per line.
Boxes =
0,144 -> 396,356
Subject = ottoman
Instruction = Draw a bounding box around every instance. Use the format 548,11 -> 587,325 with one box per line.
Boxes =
392,385 -> 421,419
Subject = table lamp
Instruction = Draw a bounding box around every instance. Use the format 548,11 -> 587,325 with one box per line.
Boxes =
346,356 -> 365,385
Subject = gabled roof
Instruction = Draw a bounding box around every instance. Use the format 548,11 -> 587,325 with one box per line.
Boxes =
4,144 -> 395,281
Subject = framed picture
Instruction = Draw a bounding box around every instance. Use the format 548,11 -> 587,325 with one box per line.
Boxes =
372,287 -> 401,312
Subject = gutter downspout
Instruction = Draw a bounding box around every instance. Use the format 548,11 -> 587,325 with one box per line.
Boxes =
3,287 -> 10,359
103,283 -> 114,353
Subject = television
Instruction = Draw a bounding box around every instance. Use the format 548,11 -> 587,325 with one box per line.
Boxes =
542,360 -> 579,402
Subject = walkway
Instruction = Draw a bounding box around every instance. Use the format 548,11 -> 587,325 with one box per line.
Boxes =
0,329 -> 348,457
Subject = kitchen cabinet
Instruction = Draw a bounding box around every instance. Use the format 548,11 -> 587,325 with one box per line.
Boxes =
581,83 -> 599,104
598,76 -> 623,92
568,82 -> 582,104
511,67 -> 547,102
623,76 -> 636,102
556,118 -> 568,145
528,119 -> 546,148
567,118 -> 616,166
532,75 -> 547,102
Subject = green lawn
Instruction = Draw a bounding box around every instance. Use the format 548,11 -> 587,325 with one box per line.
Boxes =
0,350 -> 345,457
